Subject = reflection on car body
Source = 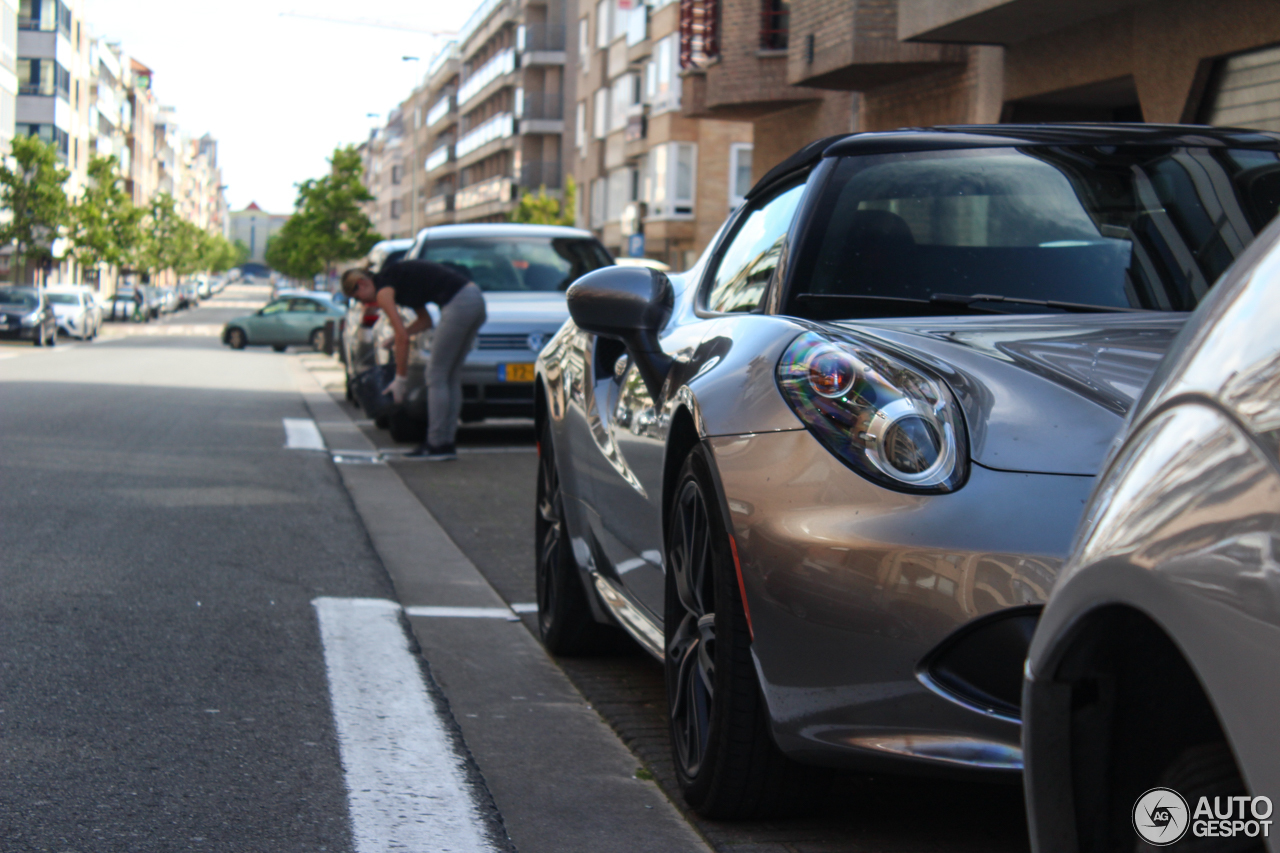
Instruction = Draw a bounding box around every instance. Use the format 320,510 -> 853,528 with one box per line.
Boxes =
532,124 -> 1280,819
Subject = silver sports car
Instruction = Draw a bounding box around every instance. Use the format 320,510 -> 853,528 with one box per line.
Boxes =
532,125 -> 1280,818
1023,207 -> 1280,853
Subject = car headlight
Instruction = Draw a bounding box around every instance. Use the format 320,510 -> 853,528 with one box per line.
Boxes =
21,311 -> 41,327
777,331 -> 968,492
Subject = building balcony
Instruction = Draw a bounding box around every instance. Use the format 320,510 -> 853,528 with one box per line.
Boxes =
519,23 -> 567,55
425,144 -> 454,173
519,160 -> 561,190
897,0 -> 1141,46
786,0 -> 967,90
458,48 -> 516,107
426,94 -> 455,128
456,174 -> 514,210
517,90 -> 563,121
456,111 -> 515,158
425,193 -> 456,216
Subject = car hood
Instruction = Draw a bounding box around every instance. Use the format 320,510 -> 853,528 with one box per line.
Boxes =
831,313 -> 1187,476
478,291 -> 569,331
50,304 -> 84,316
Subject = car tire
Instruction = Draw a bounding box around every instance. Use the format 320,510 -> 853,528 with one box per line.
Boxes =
388,409 -> 426,443
535,418 -> 621,655
46,327 -> 56,347
374,413 -> 391,430
665,444 -> 829,819
309,329 -> 326,351
272,344 -> 287,353
1134,741 -> 1263,853
227,328 -> 247,350
33,326 -> 44,346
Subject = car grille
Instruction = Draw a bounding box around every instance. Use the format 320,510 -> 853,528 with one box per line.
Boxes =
476,333 -> 531,351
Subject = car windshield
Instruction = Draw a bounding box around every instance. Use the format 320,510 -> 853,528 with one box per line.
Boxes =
0,289 -> 37,309
46,293 -> 80,305
790,145 -> 1280,318
420,237 -> 613,292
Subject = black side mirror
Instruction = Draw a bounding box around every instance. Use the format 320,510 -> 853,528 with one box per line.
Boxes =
567,266 -> 674,399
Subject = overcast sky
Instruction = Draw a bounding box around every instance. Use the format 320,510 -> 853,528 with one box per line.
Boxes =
83,0 -> 478,213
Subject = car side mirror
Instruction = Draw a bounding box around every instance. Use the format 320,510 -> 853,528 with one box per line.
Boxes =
567,266 -> 674,399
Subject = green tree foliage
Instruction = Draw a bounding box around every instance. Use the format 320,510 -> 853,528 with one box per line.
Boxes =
0,134 -> 71,284
198,232 -> 242,273
67,154 -> 142,274
267,145 -> 380,280
508,175 -> 576,226
231,238 -> 250,266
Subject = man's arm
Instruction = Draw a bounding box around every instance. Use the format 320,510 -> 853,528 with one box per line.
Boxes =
376,288 -> 412,378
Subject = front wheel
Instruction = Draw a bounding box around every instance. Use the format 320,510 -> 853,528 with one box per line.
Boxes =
665,444 -> 828,819
535,417 -> 618,655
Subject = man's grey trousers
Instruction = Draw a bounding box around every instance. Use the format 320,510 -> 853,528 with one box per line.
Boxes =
426,282 -> 486,448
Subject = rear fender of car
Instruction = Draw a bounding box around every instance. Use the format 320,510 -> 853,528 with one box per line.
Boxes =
1025,398 -> 1280,852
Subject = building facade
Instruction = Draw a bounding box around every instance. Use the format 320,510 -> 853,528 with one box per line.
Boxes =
228,202 -> 287,265
575,0 -> 753,265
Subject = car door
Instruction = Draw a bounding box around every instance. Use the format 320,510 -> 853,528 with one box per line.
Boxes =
588,181 -> 810,617
251,298 -> 293,342
284,298 -> 326,342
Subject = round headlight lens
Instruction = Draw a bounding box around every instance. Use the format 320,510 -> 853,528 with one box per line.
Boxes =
883,416 -> 941,474
806,348 -> 857,398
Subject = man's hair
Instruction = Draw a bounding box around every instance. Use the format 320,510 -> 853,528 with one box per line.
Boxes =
340,268 -> 371,297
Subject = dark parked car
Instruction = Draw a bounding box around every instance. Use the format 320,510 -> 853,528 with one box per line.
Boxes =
0,287 -> 58,346
533,124 -> 1280,818
1023,214 -> 1280,853
356,225 -> 613,442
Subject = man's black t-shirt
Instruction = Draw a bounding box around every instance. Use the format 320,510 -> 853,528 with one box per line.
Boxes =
374,260 -> 470,309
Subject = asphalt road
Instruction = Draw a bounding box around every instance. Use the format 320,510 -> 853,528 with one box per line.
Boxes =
0,290 -> 393,851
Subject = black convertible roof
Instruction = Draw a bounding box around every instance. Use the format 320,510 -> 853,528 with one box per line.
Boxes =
748,123 -> 1280,201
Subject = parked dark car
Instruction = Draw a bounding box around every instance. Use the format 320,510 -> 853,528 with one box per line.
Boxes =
356,225 -> 613,442
0,287 -> 58,346
1023,213 -> 1280,853
532,124 -> 1280,818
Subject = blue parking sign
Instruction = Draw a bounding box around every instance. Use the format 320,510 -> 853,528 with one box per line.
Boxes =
627,233 -> 645,258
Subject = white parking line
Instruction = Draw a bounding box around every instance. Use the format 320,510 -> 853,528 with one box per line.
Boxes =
510,602 -> 538,613
283,418 -> 326,450
405,605 -> 520,621
313,598 -> 499,853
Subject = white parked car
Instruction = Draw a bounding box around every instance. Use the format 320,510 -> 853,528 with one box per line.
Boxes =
46,287 -> 102,340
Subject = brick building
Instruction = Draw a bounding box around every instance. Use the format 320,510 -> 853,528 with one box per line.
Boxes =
681,0 -> 1280,185
573,0 -> 753,266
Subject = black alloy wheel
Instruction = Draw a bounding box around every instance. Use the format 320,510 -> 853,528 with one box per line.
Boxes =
227,328 -> 246,350
535,417 -> 617,655
664,444 -> 828,819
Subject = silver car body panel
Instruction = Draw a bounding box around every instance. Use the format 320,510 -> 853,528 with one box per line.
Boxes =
1024,218 -> 1280,851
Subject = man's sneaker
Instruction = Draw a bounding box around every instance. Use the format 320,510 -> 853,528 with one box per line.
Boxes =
406,442 -> 457,461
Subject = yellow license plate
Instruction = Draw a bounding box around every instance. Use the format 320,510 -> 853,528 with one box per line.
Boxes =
498,363 -> 535,382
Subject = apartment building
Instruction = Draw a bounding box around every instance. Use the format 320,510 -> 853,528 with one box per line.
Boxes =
574,0 -> 752,265
125,58 -> 158,206
421,44 -> 460,227
0,0 -> 16,153
16,0 -> 92,194
449,0 -> 569,223
229,203 -> 287,265
359,108 -> 409,238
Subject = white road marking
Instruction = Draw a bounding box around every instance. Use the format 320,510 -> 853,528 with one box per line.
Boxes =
510,603 -> 538,614
405,605 -> 519,621
283,418 -> 326,450
313,597 -> 498,853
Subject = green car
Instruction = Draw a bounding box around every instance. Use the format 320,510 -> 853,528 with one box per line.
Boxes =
222,295 -> 345,352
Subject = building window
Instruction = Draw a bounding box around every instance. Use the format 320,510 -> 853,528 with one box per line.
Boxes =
578,18 -> 590,69
606,167 -> 634,222
22,123 -> 68,156
18,0 -> 71,35
595,0 -> 611,49
575,101 -> 586,154
590,177 -> 608,227
652,35 -> 681,114
391,164 -> 403,185
593,87 -> 608,139
390,199 -> 401,219
729,143 -> 753,209
17,57 -> 70,99
760,0 -> 788,50
647,141 -> 695,218
611,0 -> 629,43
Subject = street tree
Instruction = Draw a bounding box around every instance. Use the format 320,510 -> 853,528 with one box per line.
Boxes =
67,154 -> 141,279
0,134 -> 71,285
509,175 -> 576,226
268,145 -> 379,283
